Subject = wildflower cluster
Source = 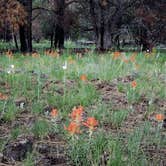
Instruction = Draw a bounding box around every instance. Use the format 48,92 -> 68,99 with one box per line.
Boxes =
32,52 -> 40,58
44,49 -> 60,57
155,114 -> 165,122
6,50 -> 13,58
0,92 -> 8,100
68,56 -> 76,64
64,106 -> 98,137
131,80 -> 137,89
80,74 -> 87,82
50,108 -> 58,118
112,51 -> 140,70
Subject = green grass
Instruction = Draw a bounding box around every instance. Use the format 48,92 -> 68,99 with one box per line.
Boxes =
31,119 -> 50,138
0,43 -> 166,165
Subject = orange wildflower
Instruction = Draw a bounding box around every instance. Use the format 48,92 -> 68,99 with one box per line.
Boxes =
68,59 -> 75,64
131,81 -> 137,88
130,53 -> 137,62
51,50 -> 60,57
6,50 -> 13,58
0,92 -> 8,100
45,50 -> 59,57
122,56 -> 129,63
32,52 -> 40,58
70,106 -> 84,122
50,108 -> 58,118
64,122 -> 81,135
155,114 -> 165,121
113,51 -> 121,59
80,74 -> 87,81
83,117 -> 98,130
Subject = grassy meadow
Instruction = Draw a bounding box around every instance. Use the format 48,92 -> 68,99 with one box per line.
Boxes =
0,43 -> 166,165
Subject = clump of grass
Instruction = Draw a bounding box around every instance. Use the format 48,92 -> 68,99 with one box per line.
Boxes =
107,135 -> 126,166
31,101 -> 44,115
51,83 -> 99,116
110,109 -> 129,128
2,101 -> 18,122
23,152 -> 35,166
10,127 -> 21,139
126,86 -> 142,104
127,127 -> 144,162
68,132 -> 107,166
0,138 -> 7,153
31,119 -> 50,138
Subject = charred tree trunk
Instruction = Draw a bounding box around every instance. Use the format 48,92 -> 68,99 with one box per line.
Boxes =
26,0 -> 32,52
90,0 -> 112,50
19,25 -> 27,52
13,34 -> 19,51
139,27 -> 151,51
18,0 -> 32,53
100,7 -> 105,50
54,0 -> 65,49
54,25 -> 64,49
50,31 -> 54,48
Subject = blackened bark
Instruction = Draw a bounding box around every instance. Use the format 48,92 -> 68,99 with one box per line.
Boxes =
27,0 -> 32,52
89,0 -> 99,41
54,25 -> 64,49
50,31 -> 54,48
54,0 -> 65,49
100,7 -> 105,50
89,0 -> 112,50
18,0 -> 32,53
139,28 -> 151,51
14,34 -> 19,51
19,26 -> 27,52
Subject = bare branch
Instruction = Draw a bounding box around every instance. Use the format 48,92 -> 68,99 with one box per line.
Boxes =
32,7 -> 58,14
65,0 -> 79,7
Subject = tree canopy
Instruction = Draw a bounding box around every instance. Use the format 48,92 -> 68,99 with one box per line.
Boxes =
0,0 -> 165,52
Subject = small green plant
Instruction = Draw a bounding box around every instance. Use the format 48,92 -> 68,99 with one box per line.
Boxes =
31,101 -> 44,115
107,135 -> 125,166
2,102 -> 17,122
0,138 -> 7,152
127,127 -> 144,161
68,132 -> 107,166
23,152 -> 35,166
111,110 -> 129,128
117,83 -> 125,93
126,83 -> 141,104
10,127 -> 21,139
31,119 -> 50,138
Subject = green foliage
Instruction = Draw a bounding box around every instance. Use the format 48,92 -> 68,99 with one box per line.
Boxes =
107,136 -> 125,166
68,132 -> 107,166
23,152 -> 35,166
110,110 -> 129,128
31,119 -> 50,138
2,101 -> 17,122
10,127 -> 21,139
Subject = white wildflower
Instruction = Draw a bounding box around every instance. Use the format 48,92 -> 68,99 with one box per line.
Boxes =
62,61 -> 67,70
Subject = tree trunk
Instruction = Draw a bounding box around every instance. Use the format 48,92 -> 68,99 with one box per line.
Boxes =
18,0 -> 32,53
90,0 -> 112,50
139,27 -> 151,51
26,0 -> 32,52
54,25 -> 64,49
19,25 -> 28,52
54,0 -> 65,49
13,34 -> 19,51
50,31 -> 54,48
